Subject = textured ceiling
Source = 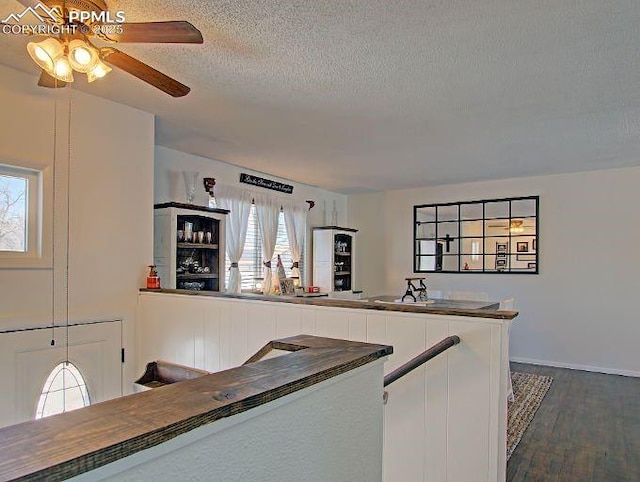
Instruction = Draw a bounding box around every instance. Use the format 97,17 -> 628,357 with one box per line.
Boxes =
1,0 -> 639,193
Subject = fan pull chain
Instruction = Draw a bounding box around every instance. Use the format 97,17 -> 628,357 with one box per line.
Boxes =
65,84 -> 72,365
51,79 -> 59,347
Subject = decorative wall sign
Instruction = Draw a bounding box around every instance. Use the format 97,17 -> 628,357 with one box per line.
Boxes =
240,173 -> 294,194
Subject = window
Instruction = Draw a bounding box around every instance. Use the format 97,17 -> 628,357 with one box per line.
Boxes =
227,205 -> 302,291
414,196 -> 539,274
0,164 -> 42,262
35,362 -> 91,419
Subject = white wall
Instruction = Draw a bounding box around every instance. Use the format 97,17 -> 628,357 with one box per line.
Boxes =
69,361 -> 385,482
0,64 -> 154,393
154,146 -> 349,286
348,166 -> 640,376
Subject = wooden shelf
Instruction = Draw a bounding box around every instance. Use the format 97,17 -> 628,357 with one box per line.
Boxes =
177,243 -> 219,249
335,252 -> 351,256
176,274 -> 219,279
154,202 -> 229,215
334,271 -> 351,276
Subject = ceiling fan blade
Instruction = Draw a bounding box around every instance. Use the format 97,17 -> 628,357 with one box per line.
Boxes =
97,21 -> 203,44
101,48 -> 190,97
13,0 -> 45,8
38,70 -> 67,89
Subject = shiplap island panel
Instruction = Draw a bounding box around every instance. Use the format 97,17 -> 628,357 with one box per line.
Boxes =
137,291 -> 516,482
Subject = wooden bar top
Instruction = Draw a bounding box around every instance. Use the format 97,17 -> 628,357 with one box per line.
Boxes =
140,289 -> 518,320
0,335 -> 392,482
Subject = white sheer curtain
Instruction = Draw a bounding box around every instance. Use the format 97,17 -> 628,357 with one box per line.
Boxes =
283,201 -> 307,284
254,193 -> 280,294
216,185 -> 252,293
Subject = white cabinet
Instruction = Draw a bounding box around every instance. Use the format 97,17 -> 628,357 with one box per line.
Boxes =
154,203 -> 228,292
312,226 -> 357,293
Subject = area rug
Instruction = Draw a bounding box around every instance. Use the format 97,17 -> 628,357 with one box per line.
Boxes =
507,371 -> 553,460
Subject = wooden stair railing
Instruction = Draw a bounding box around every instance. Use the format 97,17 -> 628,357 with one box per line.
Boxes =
383,335 -> 460,403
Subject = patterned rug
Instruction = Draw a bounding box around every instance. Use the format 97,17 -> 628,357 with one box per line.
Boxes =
507,371 -> 553,460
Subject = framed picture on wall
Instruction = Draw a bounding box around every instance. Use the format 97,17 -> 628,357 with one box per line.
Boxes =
496,242 -> 508,253
528,262 -> 537,269
516,242 -> 528,253
517,254 -> 536,262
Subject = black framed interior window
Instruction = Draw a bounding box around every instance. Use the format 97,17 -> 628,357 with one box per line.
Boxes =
413,196 -> 539,274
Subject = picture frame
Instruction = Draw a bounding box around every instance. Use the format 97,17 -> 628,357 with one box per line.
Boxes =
496,258 -> 507,267
278,278 -> 295,295
496,242 -> 508,253
516,242 -> 528,253
527,262 -> 537,269
516,254 -> 536,262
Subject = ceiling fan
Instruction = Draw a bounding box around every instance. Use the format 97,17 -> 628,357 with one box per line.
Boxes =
486,219 -> 534,233
10,0 -> 203,97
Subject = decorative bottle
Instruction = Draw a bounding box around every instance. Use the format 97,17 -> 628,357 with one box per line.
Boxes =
276,254 -> 286,281
331,200 -> 338,225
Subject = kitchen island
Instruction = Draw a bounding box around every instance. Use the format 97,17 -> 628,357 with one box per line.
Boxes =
137,289 -> 516,482
139,288 -> 513,319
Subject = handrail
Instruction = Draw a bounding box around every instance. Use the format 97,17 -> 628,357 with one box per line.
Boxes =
383,335 -> 461,387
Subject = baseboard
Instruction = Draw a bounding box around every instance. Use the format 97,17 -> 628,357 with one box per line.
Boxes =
510,357 -> 640,378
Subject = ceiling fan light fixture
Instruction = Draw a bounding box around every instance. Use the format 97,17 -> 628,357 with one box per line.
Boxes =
509,220 -> 524,233
52,57 -> 75,83
27,38 -> 64,73
86,60 -> 112,82
68,39 -> 99,73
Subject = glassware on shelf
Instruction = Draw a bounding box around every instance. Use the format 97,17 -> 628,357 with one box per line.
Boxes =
183,222 -> 193,242
183,171 -> 199,204
331,200 -> 338,225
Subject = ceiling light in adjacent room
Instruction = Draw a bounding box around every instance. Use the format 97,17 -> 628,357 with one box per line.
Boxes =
509,220 -> 524,233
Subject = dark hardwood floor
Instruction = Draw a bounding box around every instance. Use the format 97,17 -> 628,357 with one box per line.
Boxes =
507,363 -> 640,481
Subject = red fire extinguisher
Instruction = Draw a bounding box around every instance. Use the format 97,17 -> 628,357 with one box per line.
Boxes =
146,265 -> 161,289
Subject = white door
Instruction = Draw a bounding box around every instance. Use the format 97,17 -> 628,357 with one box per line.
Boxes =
0,320 -> 122,428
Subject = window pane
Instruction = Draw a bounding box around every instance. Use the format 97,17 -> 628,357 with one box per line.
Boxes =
438,221 -> 459,241
36,362 -> 91,419
0,174 -> 27,252
416,206 -> 436,223
437,205 -> 458,222
511,199 -> 536,218
485,201 -> 509,219
460,203 -> 483,220
416,222 -> 436,239
460,220 -> 483,238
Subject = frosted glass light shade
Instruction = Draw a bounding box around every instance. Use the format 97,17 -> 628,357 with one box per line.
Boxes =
86,60 -> 112,82
52,56 -> 74,83
68,39 -> 99,73
27,38 -> 64,73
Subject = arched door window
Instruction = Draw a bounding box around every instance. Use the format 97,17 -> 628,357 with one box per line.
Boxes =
35,362 -> 91,419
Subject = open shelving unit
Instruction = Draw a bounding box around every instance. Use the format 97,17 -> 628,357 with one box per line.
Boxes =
312,226 -> 357,292
153,202 -> 229,291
